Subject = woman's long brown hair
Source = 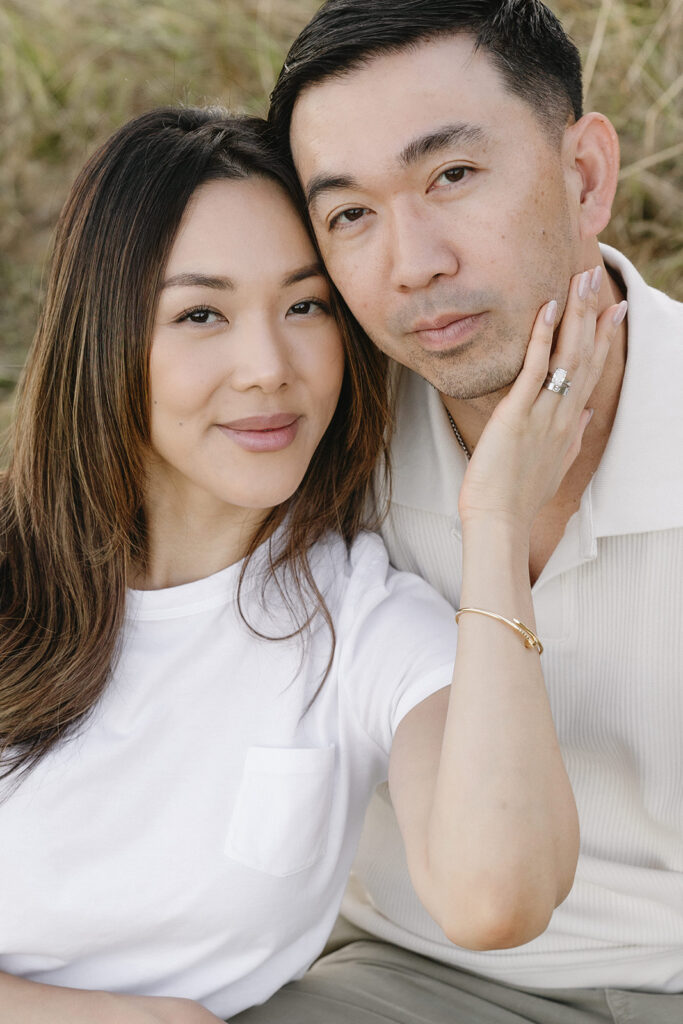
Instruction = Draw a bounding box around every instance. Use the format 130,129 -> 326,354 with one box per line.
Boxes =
0,107 -> 389,782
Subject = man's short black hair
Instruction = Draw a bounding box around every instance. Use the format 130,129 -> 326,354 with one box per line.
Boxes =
269,0 -> 583,152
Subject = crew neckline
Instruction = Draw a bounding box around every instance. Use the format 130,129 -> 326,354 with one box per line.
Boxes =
125,526 -> 286,620
126,557 -> 246,620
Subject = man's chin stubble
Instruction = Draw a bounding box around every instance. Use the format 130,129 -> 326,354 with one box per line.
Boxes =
433,366 -> 522,401
409,338 -> 526,402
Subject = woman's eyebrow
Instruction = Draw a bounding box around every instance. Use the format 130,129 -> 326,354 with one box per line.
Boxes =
161,272 -> 234,290
160,266 -> 324,291
281,262 -> 325,287
399,122 -> 489,167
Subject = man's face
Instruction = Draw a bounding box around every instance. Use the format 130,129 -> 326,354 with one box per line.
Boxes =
291,35 -> 581,399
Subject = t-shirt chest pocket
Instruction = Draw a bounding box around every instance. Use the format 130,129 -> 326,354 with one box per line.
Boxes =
225,746 -> 335,877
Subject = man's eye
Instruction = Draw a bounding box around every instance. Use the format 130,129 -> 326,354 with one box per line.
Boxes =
433,166 -> 469,186
329,207 -> 368,230
287,299 -> 330,317
177,307 -> 223,324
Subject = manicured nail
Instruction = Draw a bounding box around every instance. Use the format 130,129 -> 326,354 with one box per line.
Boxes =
544,299 -> 558,325
590,265 -> 603,293
611,300 -> 628,325
578,270 -> 591,300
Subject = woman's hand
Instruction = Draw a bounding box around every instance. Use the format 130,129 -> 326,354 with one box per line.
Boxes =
458,265 -> 627,532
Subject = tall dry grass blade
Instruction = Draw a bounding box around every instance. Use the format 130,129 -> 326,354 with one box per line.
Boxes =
645,74 -> 683,151
583,0 -> 615,101
626,0 -> 683,87
619,140 -> 683,178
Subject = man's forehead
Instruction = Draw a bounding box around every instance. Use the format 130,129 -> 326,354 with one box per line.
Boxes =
290,35 -> 520,168
289,55 -> 532,199
293,30 -> 482,107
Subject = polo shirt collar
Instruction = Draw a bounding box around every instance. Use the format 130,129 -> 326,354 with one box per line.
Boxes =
589,245 -> 683,538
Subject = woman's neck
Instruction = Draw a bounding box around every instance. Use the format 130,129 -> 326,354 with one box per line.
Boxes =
132,478 -> 269,591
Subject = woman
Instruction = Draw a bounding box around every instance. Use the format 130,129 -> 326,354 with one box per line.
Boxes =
0,107 -> 622,1022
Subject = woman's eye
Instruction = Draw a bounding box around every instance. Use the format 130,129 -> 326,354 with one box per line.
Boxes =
287,299 -> 329,317
433,166 -> 470,187
329,207 -> 368,230
177,306 -> 224,325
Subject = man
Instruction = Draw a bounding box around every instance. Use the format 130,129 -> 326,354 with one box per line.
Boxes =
235,2 -> 683,1021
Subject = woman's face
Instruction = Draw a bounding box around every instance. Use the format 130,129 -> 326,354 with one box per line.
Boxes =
149,177 -> 344,519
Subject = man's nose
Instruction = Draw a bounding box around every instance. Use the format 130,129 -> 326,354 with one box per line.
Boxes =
230,319 -> 292,394
388,199 -> 459,291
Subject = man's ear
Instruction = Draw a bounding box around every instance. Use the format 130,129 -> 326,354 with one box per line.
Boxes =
562,113 -> 620,239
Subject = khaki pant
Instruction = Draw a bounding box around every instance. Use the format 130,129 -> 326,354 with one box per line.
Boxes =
232,938 -> 683,1023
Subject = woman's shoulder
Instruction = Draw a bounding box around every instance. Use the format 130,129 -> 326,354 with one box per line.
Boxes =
308,529 -> 391,590
309,529 -> 454,625
315,532 -> 457,754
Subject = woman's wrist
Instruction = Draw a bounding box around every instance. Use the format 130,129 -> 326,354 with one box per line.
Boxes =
459,516 -> 534,622
460,514 -> 532,555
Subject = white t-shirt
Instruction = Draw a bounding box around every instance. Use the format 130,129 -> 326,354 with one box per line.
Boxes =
0,531 -> 457,1018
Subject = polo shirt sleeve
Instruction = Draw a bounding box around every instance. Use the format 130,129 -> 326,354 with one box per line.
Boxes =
336,532 -> 458,756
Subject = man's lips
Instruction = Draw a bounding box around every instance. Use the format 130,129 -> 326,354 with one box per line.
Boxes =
217,413 -> 300,452
411,311 -> 478,332
410,311 -> 485,351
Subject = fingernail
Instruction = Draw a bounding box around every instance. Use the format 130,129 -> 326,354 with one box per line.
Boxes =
578,271 -> 591,300
611,300 -> 628,326
591,265 -> 603,293
544,299 -> 558,325
587,407 -> 595,422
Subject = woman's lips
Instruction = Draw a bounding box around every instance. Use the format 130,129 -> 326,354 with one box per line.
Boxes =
412,312 -> 485,351
217,414 -> 300,453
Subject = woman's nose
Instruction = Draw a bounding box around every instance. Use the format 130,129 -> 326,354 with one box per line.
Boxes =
229,321 -> 293,394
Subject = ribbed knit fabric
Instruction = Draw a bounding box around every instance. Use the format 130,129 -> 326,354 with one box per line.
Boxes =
343,247 -> 683,991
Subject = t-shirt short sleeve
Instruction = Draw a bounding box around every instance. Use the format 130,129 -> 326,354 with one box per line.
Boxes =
336,532 -> 458,755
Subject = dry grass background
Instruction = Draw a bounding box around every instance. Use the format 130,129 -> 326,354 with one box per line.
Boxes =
0,0 -> 681,426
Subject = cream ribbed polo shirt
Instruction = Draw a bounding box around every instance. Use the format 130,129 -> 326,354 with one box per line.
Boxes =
343,246 -> 683,991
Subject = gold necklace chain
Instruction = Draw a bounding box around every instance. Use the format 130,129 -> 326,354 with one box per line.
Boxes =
445,408 -> 471,461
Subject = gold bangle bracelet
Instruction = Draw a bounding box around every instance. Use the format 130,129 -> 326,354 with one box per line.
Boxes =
455,607 -> 543,655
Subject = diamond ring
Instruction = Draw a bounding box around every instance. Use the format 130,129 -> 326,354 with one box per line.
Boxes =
544,367 -> 572,396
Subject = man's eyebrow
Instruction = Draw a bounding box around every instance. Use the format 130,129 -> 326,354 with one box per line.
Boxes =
305,123 -> 489,211
399,122 -> 489,167
305,174 -> 360,211
161,272 -> 234,290
281,262 -> 325,287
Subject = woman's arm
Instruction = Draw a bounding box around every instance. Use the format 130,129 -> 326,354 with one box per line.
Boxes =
0,971 -> 222,1024
389,270 -> 626,950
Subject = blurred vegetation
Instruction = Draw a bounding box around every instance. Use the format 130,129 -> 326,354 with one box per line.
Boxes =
0,0 -> 681,428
